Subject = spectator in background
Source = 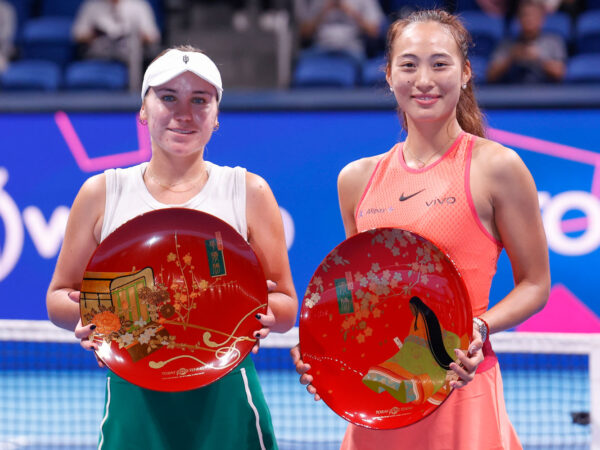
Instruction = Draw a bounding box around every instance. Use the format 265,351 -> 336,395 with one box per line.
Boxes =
487,0 -> 566,83
72,0 -> 161,63
296,0 -> 385,59
0,0 -> 16,72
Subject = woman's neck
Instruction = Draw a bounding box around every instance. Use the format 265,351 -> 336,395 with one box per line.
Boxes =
146,150 -> 206,185
403,119 -> 463,159
143,151 -> 209,200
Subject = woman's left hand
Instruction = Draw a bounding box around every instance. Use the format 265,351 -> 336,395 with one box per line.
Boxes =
448,329 -> 484,389
252,280 -> 278,354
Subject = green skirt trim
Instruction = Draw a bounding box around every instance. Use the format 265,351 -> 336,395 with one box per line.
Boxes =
98,356 -> 277,450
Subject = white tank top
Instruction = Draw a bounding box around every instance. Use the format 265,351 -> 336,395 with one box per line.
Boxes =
101,161 -> 247,242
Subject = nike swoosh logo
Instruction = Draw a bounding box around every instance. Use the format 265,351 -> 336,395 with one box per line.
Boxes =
399,189 -> 425,202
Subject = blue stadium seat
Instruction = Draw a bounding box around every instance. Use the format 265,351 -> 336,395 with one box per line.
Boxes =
575,11 -> 600,55
21,16 -> 75,66
0,59 -> 61,90
64,60 -> 128,90
40,0 -> 86,17
564,54 -> 600,82
460,11 -> 503,58
510,12 -> 572,43
361,56 -> 386,86
293,52 -> 359,88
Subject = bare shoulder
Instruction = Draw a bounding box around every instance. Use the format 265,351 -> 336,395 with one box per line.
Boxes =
71,173 -> 106,217
79,172 -> 106,198
245,171 -> 279,221
471,136 -> 530,181
338,153 -> 386,191
61,173 -> 107,249
244,171 -> 284,248
245,171 -> 272,200
337,153 -> 387,233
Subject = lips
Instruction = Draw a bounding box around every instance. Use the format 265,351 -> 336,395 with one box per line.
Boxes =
412,95 -> 440,106
168,128 -> 195,135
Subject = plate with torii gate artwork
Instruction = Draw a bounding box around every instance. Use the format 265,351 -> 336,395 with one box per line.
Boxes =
79,208 -> 267,392
299,228 -> 472,429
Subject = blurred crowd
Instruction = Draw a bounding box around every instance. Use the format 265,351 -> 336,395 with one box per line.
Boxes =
0,0 -> 598,91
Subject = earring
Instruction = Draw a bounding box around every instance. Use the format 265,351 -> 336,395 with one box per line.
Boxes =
389,87 -> 394,92
462,83 -> 467,90
214,121 -> 220,131
138,117 -> 147,126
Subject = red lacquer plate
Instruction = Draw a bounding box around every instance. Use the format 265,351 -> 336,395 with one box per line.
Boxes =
299,228 -> 472,429
79,208 -> 267,392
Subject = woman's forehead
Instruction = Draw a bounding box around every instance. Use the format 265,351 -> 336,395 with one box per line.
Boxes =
393,21 -> 459,55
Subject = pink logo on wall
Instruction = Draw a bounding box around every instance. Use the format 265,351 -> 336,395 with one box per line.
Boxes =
55,111 -> 152,172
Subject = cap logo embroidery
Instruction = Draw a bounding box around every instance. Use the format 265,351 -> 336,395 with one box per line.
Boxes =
183,54 -> 189,64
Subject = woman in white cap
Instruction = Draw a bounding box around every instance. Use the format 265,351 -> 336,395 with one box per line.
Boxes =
46,45 -> 297,449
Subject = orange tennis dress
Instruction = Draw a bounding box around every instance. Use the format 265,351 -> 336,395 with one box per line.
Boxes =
342,132 -> 522,449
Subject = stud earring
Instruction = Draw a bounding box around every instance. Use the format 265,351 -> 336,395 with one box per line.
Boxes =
462,83 -> 467,90
214,121 -> 220,131
389,87 -> 394,92
138,118 -> 147,125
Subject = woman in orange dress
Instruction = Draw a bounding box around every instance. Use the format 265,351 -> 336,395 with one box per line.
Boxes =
292,9 -> 550,449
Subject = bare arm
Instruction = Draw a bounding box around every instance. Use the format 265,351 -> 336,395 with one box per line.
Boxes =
487,42 -> 566,83
46,174 -> 105,331
337,156 -> 380,238
246,172 -> 298,334
541,59 -> 565,81
487,54 -> 513,83
72,3 -> 96,44
299,1 -> 335,40
475,145 -> 550,333
487,42 -> 525,83
339,3 -> 381,39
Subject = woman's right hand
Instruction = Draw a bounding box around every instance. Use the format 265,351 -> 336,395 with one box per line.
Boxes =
290,344 -> 321,401
69,291 -> 105,368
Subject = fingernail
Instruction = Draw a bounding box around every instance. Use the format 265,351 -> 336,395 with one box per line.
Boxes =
90,325 -> 97,330
255,314 -> 261,319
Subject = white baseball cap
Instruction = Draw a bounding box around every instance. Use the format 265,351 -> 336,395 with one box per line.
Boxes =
141,49 -> 223,103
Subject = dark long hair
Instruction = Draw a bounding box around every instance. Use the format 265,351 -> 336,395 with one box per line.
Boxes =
385,10 -> 486,138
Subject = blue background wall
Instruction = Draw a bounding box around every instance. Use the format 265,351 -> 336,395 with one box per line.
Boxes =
1,109 -> 599,323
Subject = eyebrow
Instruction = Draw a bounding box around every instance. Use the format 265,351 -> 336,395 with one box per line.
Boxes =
399,52 -> 452,59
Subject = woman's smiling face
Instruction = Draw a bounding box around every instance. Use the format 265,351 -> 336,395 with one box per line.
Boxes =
387,21 -> 470,128
140,71 -> 219,157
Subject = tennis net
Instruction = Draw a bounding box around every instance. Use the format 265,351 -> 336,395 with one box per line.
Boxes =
1,320 -> 598,450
